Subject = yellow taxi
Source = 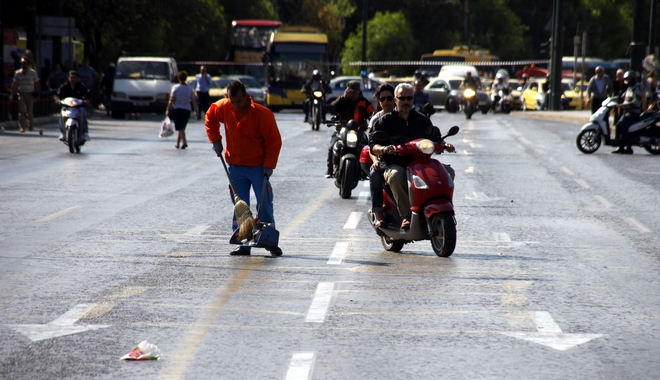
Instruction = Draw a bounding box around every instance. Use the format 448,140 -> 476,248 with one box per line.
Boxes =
521,78 -> 580,110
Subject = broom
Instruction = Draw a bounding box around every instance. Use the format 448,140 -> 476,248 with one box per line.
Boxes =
218,154 -> 256,241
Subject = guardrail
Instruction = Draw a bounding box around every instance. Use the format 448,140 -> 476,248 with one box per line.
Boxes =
0,91 -> 58,122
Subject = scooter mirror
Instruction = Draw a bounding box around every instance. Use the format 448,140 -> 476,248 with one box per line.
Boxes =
442,126 -> 460,139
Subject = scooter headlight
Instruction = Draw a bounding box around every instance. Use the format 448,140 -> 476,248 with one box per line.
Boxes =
416,139 -> 435,154
412,174 -> 429,189
313,90 -> 323,98
346,130 -> 358,147
464,89 -> 476,97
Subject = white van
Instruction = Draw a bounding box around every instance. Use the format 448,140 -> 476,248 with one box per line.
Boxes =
111,56 -> 178,119
438,65 -> 479,79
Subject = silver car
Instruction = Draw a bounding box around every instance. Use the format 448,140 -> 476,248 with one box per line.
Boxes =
327,76 -> 383,104
425,76 -> 491,114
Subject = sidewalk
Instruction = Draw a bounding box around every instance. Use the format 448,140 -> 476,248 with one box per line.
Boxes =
510,109 -> 592,126
0,114 -> 60,132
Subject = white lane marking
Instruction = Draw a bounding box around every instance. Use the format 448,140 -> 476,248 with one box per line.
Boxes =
510,129 -> 522,136
470,143 -> 483,148
6,303 -> 110,342
0,237 -> 5,242
548,157 -> 558,164
518,137 -> 532,145
343,212 -> 361,229
494,232 -> 511,242
36,206 -> 83,222
465,192 -> 503,201
356,192 -> 370,206
363,181 -> 369,187
184,225 -> 210,236
327,242 -> 349,265
501,311 -> 604,351
186,162 -> 205,170
463,149 -> 471,155
561,167 -> 575,176
534,311 -> 562,333
623,217 -> 652,233
593,195 -> 615,208
150,173 -> 176,184
105,190 -> 132,199
465,166 -> 474,173
285,352 -> 315,380
462,138 -> 473,143
574,179 -> 591,189
535,148 -> 546,155
305,282 -> 334,323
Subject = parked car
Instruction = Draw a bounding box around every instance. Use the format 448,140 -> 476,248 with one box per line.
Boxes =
326,76 -> 383,104
508,79 -> 524,110
380,76 -> 416,88
424,76 -> 491,114
521,78 -> 575,110
188,74 -> 266,105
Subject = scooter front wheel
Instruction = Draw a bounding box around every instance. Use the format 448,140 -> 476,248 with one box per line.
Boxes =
644,142 -> 660,155
381,235 -> 404,252
67,128 -> 76,153
429,212 -> 456,257
576,129 -> 601,154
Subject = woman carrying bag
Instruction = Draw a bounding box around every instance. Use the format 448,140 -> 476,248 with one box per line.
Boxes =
166,71 -> 199,149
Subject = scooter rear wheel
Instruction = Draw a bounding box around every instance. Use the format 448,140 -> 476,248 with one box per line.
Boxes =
429,212 -> 456,257
576,129 -> 601,154
381,235 -> 404,252
644,143 -> 660,155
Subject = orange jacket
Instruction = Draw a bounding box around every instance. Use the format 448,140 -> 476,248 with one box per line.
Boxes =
205,94 -> 282,169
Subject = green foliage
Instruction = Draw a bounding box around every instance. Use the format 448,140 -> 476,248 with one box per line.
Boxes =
341,11 -> 415,76
469,0 -> 531,60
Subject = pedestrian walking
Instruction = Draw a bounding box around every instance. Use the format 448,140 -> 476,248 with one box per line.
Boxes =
586,66 -> 612,115
101,63 -> 116,116
10,57 -> 41,133
195,65 -> 212,119
205,80 -> 282,256
166,71 -> 199,149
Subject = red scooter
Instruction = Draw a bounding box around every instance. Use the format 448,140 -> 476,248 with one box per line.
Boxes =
368,126 -> 459,257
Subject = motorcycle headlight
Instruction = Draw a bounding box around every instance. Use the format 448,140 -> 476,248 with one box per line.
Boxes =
313,90 -> 323,98
416,139 -> 435,154
412,175 -> 429,189
346,130 -> 358,147
464,89 -> 476,97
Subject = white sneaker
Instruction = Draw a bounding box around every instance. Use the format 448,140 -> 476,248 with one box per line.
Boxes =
84,133 -> 90,141
59,133 -> 65,141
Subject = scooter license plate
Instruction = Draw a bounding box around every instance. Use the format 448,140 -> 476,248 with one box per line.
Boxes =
134,101 -> 149,106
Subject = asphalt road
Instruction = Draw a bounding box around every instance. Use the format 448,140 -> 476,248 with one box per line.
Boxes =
1,109 -> 660,379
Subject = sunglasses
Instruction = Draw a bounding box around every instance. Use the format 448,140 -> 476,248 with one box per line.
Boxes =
379,96 -> 394,102
396,96 -> 414,101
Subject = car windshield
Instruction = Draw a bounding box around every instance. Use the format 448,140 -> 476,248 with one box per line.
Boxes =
116,61 -> 169,79
562,82 -> 574,91
233,77 -> 261,88
214,79 -> 232,88
448,80 -> 462,89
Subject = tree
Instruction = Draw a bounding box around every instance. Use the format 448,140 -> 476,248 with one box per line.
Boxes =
468,0 -> 531,60
341,11 -> 415,76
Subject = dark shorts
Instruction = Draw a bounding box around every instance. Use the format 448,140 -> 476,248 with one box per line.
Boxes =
171,108 -> 191,131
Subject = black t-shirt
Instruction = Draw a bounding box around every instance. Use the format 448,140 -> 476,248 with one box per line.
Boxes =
57,82 -> 89,101
369,109 -> 441,168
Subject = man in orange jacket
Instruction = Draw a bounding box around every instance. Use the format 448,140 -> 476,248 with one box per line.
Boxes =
206,80 -> 282,256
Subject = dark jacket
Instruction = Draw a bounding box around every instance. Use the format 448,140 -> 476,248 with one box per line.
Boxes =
57,81 -> 89,101
369,109 -> 441,168
332,94 -> 374,125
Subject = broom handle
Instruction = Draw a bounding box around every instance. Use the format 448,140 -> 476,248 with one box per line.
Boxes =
218,154 -> 239,202
256,173 -> 268,221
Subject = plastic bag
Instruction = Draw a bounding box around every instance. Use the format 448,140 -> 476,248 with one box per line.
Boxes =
159,117 -> 174,138
120,340 -> 162,360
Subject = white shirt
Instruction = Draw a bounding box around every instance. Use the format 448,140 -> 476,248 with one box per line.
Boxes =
171,83 -> 195,111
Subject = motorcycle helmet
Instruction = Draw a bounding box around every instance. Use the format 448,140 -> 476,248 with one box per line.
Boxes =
623,70 -> 637,85
495,72 -> 504,82
346,119 -> 360,130
312,69 -> 321,80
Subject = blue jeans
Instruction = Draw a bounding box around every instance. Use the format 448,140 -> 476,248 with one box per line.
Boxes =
228,164 -> 274,250
369,169 -> 384,212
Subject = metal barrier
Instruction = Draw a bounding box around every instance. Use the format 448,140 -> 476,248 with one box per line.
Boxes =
0,91 -> 57,122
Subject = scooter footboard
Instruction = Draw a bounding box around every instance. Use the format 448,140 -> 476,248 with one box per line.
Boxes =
423,198 -> 454,219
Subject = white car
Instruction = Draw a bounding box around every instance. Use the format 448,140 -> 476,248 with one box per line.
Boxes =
326,76 -> 383,104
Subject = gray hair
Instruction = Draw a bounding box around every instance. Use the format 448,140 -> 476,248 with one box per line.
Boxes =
395,83 -> 413,96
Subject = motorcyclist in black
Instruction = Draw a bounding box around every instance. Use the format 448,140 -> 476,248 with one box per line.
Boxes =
302,69 -> 331,123
612,70 -> 644,154
54,70 -> 90,141
459,71 -> 480,90
326,80 -> 374,178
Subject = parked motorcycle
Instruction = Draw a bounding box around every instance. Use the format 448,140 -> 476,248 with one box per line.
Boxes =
461,88 -> 478,119
368,126 -> 460,257
576,97 -> 660,154
60,97 -> 86,154
493,88 -> 512,114
327,118 -> 368,199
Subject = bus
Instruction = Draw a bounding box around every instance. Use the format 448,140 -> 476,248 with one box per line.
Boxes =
420,45 -> 499,77
227,20 -> 282,84
264,26 -> 329,111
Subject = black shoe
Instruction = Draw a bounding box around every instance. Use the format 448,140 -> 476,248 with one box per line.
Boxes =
230,247 -> 251,256
268,247 -> 283,257
611,147 -> 625,154
180,143 -> 188,149
621,147 -> 633,154
325,169 -> 333,178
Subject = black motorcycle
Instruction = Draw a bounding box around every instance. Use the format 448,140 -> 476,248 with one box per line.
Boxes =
413,102 -> 436,117
326,118 -> 368,199
304,80 -> 328,131
461,87 -> 478,119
